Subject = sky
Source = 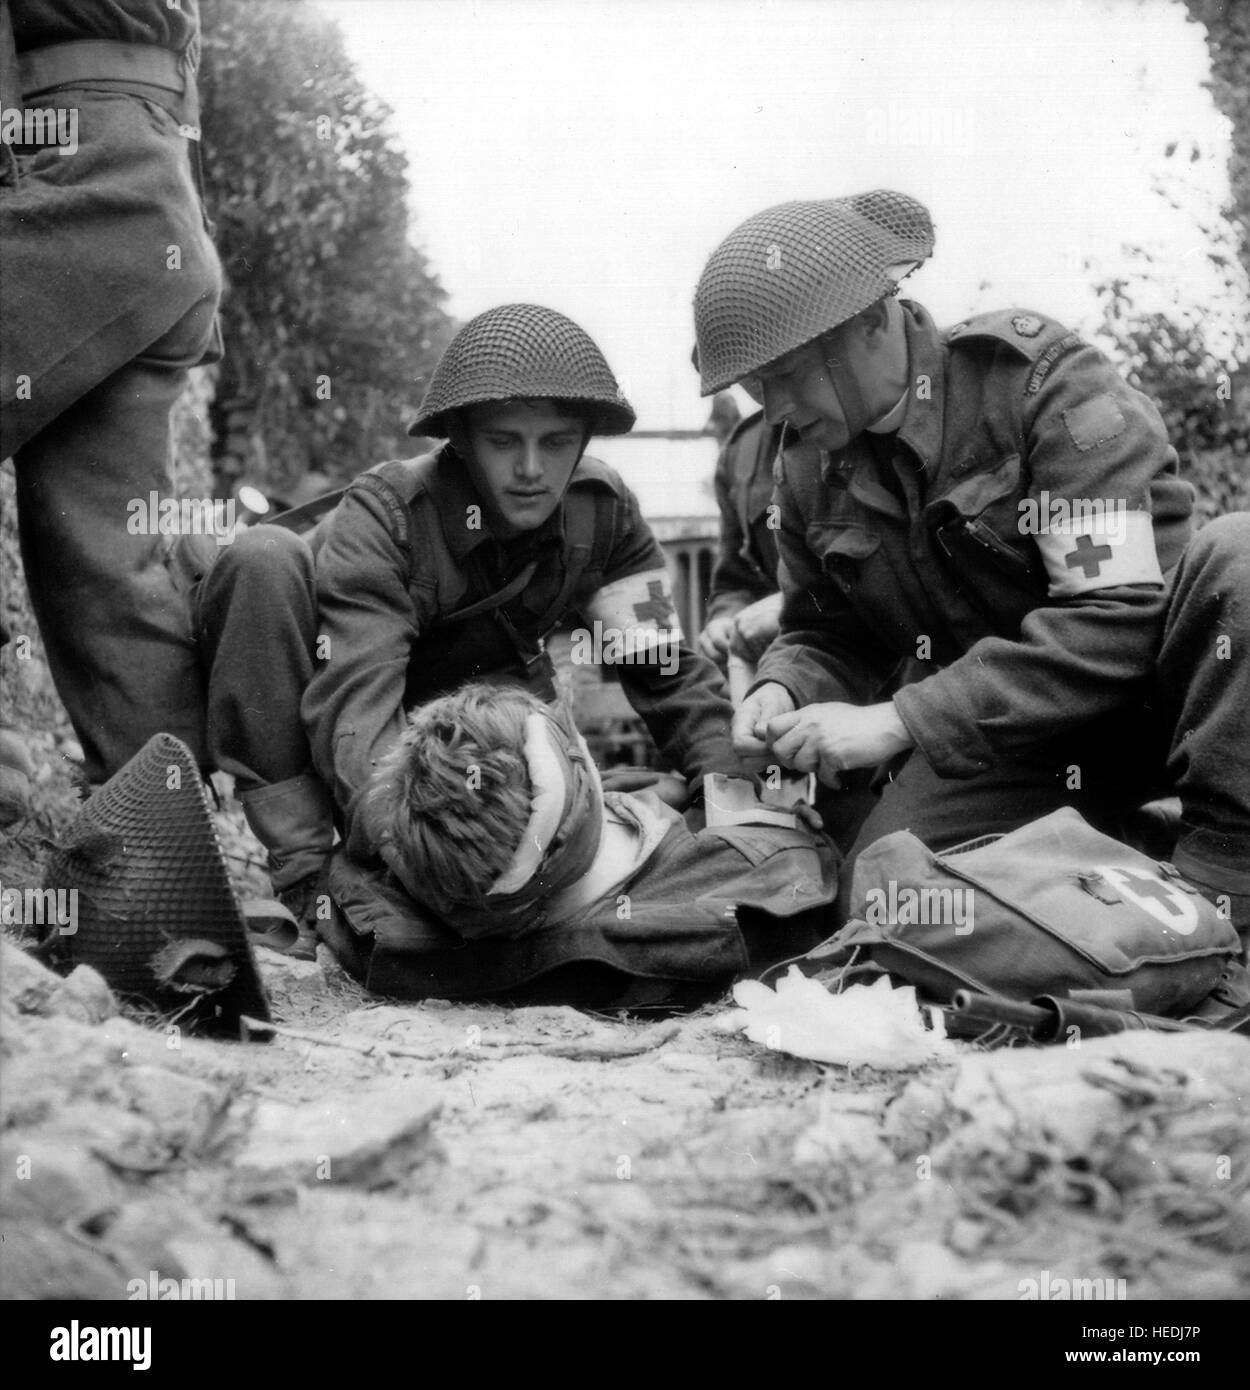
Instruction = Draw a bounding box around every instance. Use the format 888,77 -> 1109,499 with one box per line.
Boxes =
313,0 -> 1239,430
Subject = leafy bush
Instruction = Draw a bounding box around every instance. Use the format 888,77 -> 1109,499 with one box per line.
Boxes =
199,0 -> 454,497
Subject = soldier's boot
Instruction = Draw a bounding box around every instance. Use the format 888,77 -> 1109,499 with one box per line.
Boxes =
239,772 -> 336,960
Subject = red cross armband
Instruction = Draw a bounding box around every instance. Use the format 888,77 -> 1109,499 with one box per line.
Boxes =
1033,508 -> 1165,598
584,568 -> 685,654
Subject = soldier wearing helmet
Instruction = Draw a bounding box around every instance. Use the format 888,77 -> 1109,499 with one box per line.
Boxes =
302,304 -> 744,876
693,192 -> 1250,946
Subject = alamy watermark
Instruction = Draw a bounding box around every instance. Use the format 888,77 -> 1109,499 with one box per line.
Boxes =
127,493 -> 238,546
568,621 -> 679,678
127,1270 -> 236,1300
0,878 -> 76,934
1018,491 -> 1127,545
0,105 -> 78,156
1019,1269 -> 1127,1301
863,879 -> 974,935
866,102 -> 974,150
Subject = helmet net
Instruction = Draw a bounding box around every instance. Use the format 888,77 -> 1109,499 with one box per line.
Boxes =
410,303 -> 636,437
694,191 -> 935,394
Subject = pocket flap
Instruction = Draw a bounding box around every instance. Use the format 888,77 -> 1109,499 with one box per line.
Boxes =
935,453 -> 1022,518
806,521 -> 881,561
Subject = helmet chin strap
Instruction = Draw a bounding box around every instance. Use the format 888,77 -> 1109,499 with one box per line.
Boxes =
819,340 -> 877,444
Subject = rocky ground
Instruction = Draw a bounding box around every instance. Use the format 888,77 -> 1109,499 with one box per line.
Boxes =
3,920 -> 1248,1302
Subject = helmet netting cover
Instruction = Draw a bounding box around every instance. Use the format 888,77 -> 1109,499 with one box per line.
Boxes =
694,191 -> 935,394
410,303 -> 636,437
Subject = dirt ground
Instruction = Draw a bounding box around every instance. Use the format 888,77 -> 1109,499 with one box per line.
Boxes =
3,901 -> 1249,1302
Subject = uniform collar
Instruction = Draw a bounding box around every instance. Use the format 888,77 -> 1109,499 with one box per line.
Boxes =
805,299 -> 943,488
892,299 -> 945,470
432,443 -> 567,561
866,389 -> 909,435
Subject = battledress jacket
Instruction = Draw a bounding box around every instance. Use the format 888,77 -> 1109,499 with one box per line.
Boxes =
755,302 -> 1195,779
704,409 -> 785,622
301,447 -> 739,856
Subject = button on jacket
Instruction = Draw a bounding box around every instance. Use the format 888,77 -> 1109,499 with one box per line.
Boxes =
755,300 -> 1194,778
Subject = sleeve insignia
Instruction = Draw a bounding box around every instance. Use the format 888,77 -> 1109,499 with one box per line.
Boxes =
1026,332 -> 1084,395
1062,392 -> 1127,452
585,568 -> 685,642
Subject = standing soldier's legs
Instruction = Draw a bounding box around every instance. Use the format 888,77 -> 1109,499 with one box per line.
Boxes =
0,87 -> 222,783
12,319 -> 214,782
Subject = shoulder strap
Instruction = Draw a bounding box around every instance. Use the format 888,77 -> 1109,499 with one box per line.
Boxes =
440,561 -> 539,627
351,454 -> 444,589
527,475 -> 617,635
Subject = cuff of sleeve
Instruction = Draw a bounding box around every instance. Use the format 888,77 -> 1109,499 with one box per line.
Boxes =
893,680 -> 997,780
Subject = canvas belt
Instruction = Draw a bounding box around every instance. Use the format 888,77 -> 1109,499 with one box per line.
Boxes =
18,39 -> 199,132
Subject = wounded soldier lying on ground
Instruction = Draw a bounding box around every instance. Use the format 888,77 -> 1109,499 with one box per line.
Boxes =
316,683 -> 839,1009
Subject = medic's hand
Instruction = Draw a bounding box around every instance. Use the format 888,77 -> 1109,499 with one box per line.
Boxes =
599,767 -> 690,810
698,613 -> 737,662
764,701 -> 914,787
732,682 -> 796,761
729,591 -> 783,664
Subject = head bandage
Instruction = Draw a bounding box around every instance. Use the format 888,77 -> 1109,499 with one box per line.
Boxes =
489,714 -> 572,895
487,708 -> 603,901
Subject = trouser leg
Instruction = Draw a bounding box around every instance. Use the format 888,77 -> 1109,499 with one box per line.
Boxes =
192,523 -> 334,890
1157,513 -> 1250,919
12,355 -> 206,782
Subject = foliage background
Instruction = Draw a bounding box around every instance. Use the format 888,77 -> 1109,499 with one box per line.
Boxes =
1090,0 -> 1250,522
197,0 -> 454,501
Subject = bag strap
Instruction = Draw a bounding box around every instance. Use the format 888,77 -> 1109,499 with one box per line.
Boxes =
526,477 -> 617,636
272,456 -> 617,641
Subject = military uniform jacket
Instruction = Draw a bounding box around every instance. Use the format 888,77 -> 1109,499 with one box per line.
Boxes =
705,409 -> 785,621
303,447 -> 738,853
755,301 -> 1194,778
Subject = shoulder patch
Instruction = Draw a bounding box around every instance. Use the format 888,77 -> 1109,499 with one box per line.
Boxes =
1026,332 -> 1084,395
946,308 -> 1073,362
1063,393 -> 1126,452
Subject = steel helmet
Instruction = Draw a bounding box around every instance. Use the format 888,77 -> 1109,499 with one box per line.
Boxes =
693,191 -> 936,395
408,303 -> 636,438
